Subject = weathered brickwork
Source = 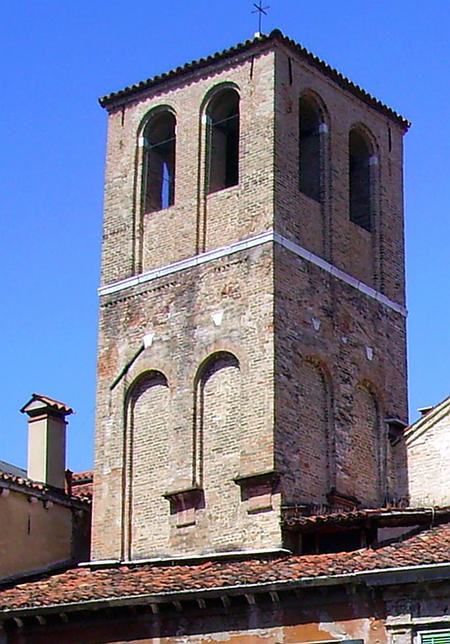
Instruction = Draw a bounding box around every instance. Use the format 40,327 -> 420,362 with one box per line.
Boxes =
274,43 -> 406,304
93,37 -> 408,560
128,373 -> 170,559
100,48 -> 275,285
93,246 -> 277,560
274,244 -> 407,508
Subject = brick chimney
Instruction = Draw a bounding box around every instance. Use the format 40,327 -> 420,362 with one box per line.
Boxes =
21,394 -> 73,489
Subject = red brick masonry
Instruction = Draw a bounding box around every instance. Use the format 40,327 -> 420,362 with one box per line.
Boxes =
1,522 -> 449,611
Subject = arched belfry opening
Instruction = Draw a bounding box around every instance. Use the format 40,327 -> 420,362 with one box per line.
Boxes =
299,95 -> 323,202
142,110 -> 176,213
206,88 -> 240,194
349,128 -> 373,231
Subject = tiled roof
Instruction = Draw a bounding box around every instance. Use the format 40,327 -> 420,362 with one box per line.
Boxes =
283,506 -> 450,530
0,469 -> 90,507
70,470 -> 93,499
1,522 -> 449,613
0,460 -> 26,478
71,470 -> 93,483
20,393 -> 73,416
98,29 -> 409,130
0,470 -> 47,493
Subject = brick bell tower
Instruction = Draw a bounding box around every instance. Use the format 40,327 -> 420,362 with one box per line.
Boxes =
92,30 -> 409,562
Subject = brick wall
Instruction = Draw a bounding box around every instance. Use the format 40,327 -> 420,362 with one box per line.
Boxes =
128,373 -> 170,559
100,48 -> 275,286
274,244 -> 407,508
93,38 -> 408,559
273,44 -> 406,304
93,246 -> 277,561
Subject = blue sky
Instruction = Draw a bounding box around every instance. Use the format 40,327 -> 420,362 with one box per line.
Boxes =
1,1 -> 449,472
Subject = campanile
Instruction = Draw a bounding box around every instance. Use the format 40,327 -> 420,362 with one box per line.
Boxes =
92,30 -> 409,562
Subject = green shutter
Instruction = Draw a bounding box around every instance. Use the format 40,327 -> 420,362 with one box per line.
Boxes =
421,631 -> 450,644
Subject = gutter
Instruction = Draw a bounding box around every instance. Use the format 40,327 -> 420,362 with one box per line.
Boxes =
2,561 -> 450,619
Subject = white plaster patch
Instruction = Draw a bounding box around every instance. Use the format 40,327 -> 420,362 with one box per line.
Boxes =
366,346 -> 374,361
312,316 -> 321,331
212,310 -> 224,327
143,332 -> 154,349
319,122 -> 329,133
341,336 -> 348,344
319,619 -> 347,638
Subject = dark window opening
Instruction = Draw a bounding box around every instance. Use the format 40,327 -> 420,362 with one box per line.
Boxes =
301,529 -> 367,555
349,129 -> 372,231
206,89 -> 240,194
299,97 -> 322,202
142,111 -> 176,213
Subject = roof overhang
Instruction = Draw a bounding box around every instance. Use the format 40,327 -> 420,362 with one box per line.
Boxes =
98,29 -> 410,131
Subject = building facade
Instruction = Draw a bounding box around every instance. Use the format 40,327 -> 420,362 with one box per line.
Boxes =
93,29 -> 409,564
0,395 -> 91,583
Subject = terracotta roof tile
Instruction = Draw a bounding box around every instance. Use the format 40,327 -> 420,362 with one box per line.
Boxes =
0,470 -> 46,493
283,506 -> 450,530
68,470 -> 93,499
71,470 -> 93,483
0,469 -> 90,506
71,481 -> 93,499
1,522 -> 449,612
20,393 -> 73,416
98,29 -> 409,130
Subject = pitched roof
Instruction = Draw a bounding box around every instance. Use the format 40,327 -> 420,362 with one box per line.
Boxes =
71,470 -> 93,483
0,469 -> 47,493
1,522 -> 449,614
0,469 -> 90,507
0,460 -> 26,478
70,470 -> 93,499
98,29 -> 409,130
405,395 -> 450,445
20,393 -> 73,416
283,506 -> 450,531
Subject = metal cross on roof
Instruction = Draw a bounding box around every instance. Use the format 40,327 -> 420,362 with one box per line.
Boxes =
252,1 -> 270,35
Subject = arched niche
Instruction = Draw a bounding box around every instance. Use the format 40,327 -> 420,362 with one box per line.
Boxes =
125,370 -> 170,558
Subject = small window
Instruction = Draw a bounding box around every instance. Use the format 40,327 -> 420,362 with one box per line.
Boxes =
421,631 -> 450,644
206,88 -> 240,194
142,111 -> 176,213
349,129 -> 372,231
299,96 -> 322,201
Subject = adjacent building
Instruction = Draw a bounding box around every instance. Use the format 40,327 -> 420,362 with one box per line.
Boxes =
0,395 -> 91,583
